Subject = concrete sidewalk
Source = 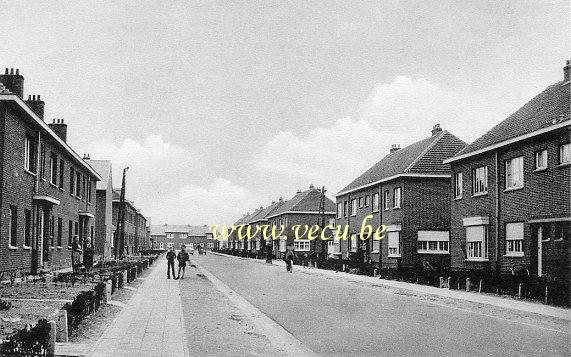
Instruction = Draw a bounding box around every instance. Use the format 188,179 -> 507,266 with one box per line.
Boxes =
88,258 -> 189,357
212,252 -> 570,321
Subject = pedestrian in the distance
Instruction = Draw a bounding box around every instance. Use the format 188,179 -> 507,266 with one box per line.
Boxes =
176,245 -> 190,279
71,236 -> 82,273
166,246 -> 176,279
284,247 -> 295,273
83,237 -> 95,274
302,252 -> 308,269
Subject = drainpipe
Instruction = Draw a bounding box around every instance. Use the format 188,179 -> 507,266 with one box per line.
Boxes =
378,184 -> 382,271
31,131 -> 41,274
494,151 -> 500,276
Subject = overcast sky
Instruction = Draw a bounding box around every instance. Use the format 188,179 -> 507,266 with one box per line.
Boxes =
2,1 -> 569,225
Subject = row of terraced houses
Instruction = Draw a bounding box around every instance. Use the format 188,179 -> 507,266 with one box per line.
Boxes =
0,68 -> 150,275
222,61 -> 570,286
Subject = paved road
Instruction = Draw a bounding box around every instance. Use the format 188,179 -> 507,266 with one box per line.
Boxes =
189,254 -> 570,357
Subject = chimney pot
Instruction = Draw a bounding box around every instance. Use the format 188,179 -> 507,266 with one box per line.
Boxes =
37,94 -> 40,100
32,95 -> 36,101
431,123 -> 442,136
10,68 -> 13,75
390,144 -> 401,153
4,68 -> 7,75
28,95 -> 31,100
564,59 -> 571,83
15,69 -> 19,75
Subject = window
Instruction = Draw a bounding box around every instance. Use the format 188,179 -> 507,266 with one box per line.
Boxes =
50,153 -> 58,185
534,150 -> 547,170
59,159 -> 64,189
343,201 -> 348,217
167,233 -> 174,239
417,231 -> 449,253
87,178 -> 92,203
472,166 -> 488,195
350,234 -> 357,252
337,202 -> 343,218
82,176 -> 86,200
466,225 -> 487,259
50,216 -> 55,247
279,238 -> 287,252
294,239 -> 310,251
24,137 -> 37,173
159,242 -> 164,249
454,172 -> 463,199
328,218 -> 336,228
167,242 -> 173,249
327,240 -> 340,254
207,242 -> 214,248
371,239 -> 380,253
90,226 -> 94,240
350,199 -> 357,216
560,143 -> 570,165
372,193 -> 379,212
76,174 -> 81,197
24,209 -> 31,247
387,231 -> 400,257
68,220 -> 73,246
9,206 -> 17,247
505,156 -> 524,189
358,197 -> 363,208
364,195 -> 370,207
393,187 -> 402,209
505,222 -> 524,256
74,221 -> 79,237
40,144 -> 46,179
70,168 -> 75,195
57,218 -> 63,247
383,190 -> 390,210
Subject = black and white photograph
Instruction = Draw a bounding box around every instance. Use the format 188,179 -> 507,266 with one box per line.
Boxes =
0,1 -> 569,356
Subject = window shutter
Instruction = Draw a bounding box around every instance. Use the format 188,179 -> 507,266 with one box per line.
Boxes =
466,226 -> 484,242
506,223 -> 524,240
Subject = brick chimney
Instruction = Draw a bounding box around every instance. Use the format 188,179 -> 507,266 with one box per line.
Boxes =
431,123 -> 442,136
564,59 -> 570,83
390,144 -> 400,153
48,119 -> 68,142
0,68 -> 24,98
25,94 -> 45,120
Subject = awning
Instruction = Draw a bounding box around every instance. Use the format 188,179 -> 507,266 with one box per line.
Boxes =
32,194 -> 60,205
78,211 -> 95,218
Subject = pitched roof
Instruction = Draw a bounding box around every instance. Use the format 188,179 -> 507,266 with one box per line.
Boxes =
150,224 -> 210,236
267,186 -> 336,218
246,199 -> 287,224
87,160 -> 112,190
448,80 -> 570,162
338,130 -> 466,195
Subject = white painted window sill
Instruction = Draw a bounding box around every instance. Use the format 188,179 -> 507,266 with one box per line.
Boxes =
533,167 -> 547,172
504,253 -> 524,258
504,186 -> 524,193
558,162 -> 570,167
417,251 -> 450,255
453,197 -> 462,201
465,258 -> 489,262
371,250 -> 380,254
472,192 -> 488,198
24,169 -> 37,176
8,245 -> 18,250
22,246 -> 32,250
387,254 -> 401,258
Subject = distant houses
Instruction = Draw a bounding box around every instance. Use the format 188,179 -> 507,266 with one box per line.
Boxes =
149,224 -> 213,252
112,189 -> 149,256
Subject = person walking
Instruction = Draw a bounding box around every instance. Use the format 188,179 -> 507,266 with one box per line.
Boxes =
71,236 -> 82,273
83,237 -> 95,274
284,246 -> 295,273
176,245 -> 190,279
166,246 -> 176,279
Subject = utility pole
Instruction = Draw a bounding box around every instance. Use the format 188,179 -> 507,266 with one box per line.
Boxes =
318,186 -> 326,265
115,167 -> 129,260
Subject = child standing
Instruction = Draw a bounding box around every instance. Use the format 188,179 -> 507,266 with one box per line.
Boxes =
166,246 -> 176,279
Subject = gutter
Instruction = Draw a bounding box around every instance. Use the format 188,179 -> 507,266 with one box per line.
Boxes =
494,151 -> 500,274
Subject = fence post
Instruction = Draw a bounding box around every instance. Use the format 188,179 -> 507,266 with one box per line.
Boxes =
374,268 -> 378,277
47,320 -> 56,356
105,280 -> 112,303
518,283 -> 523,299
478,279 -> 482,293
544,286 -> 548,304
465,278 -> 471,292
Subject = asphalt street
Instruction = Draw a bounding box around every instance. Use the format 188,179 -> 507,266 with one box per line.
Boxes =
185,254 -> 570,357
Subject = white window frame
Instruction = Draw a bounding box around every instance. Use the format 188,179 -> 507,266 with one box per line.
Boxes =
505,222 -> 524,257
383,190 -> 390,210
371,239 -> 380,253
327,240 -> 341,255
559,143 -> 570,165
417,231 -> 449,254
364,195 -> 370,207
294,239 -> 310,251
166,242 -> 174,249
166,233 -> 174,239
50,153 -> 58,185
454,172 -> 463,199
505,156 -> 524,190
279,238 -> 287,252
372,192 -> 379,212
328,218 -> 336,228
393,187 -> 402,209
159,242 -> 164,249
534,149 -> 547,171
358,197 -> 363,208
387,231 -> 400,257
466,225 -> 488,260
350,234 -> 357,252
24,137 -> 36,174
337,202 -> 343,219
350,199 -> 357,216
472,166 -> 488,196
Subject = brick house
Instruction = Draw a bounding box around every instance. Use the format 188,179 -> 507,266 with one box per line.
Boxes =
0,68 -> 101,274
444,61 -> 570,281
242,199 -> 286,255
336,125 -> 466,270
266,185 -> 336,260
112,189 -> 147,256
86,159 -> 114,260
150,224 -> 213,252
